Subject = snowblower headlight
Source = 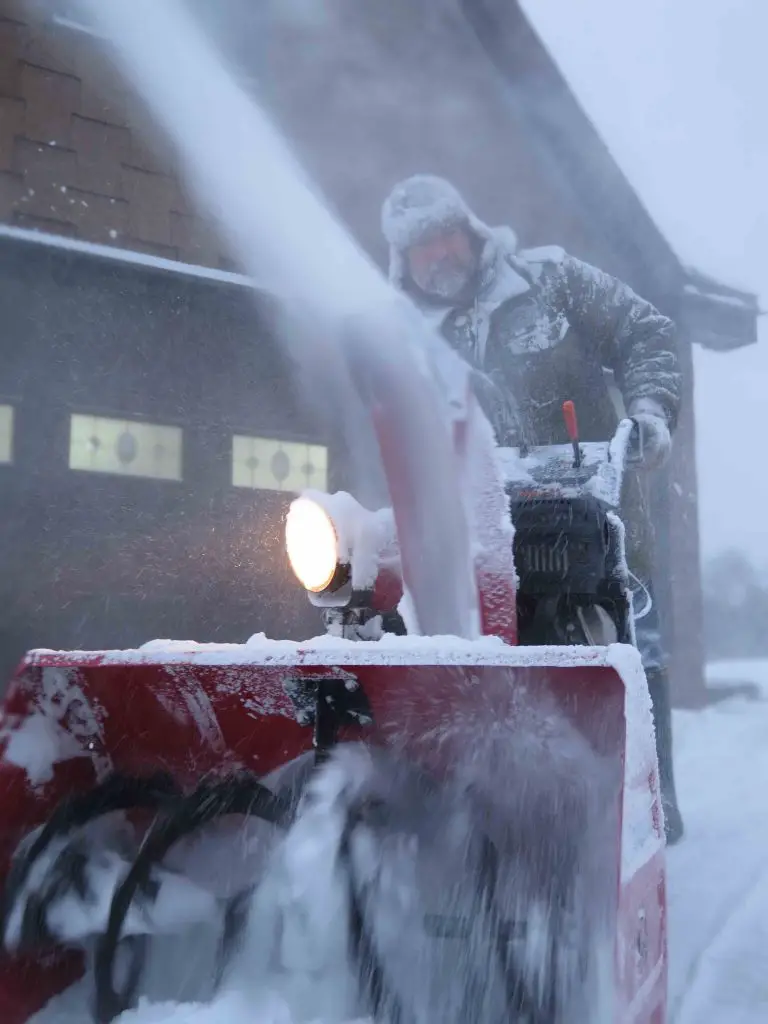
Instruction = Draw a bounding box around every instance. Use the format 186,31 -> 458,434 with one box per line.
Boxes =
286,497 -> 341,593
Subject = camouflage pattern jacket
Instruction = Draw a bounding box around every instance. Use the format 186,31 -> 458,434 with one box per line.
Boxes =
406,241 -> 681,448
382,175 -> 681,448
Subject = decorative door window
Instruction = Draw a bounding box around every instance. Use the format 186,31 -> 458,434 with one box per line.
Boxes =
232,435 -> 328,493
69,414 -> 183,481
0,405 -> 13,464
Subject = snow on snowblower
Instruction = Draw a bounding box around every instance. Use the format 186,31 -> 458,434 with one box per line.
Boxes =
0,397 -> 667,1024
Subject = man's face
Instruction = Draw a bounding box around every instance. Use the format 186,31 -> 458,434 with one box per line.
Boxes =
406,226 -> 478,301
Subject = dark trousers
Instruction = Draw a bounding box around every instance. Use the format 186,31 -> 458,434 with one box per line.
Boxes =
621,470 -> 684,844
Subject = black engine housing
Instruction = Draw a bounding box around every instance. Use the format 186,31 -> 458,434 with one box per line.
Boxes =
509,491 -> 632,646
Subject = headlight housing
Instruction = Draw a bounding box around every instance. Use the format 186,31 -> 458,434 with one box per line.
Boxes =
285,497 -> 344,594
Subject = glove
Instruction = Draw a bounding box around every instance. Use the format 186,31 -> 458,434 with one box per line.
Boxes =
627,398 -> 672,470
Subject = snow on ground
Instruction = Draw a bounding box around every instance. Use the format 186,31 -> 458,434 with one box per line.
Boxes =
667,659 -> 768,1023
32,659 -> 768,1024
34,988 -> 305,1024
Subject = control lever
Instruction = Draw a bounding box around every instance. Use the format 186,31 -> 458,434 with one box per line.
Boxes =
562,400 -> 582,469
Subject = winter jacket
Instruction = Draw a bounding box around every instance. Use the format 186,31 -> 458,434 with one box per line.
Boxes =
382,175 -> 681,449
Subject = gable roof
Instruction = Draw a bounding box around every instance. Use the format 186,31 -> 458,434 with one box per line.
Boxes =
680,267 -> 761,351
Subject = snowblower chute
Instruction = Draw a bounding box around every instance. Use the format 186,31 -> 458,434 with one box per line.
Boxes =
0,405 -> 667,1024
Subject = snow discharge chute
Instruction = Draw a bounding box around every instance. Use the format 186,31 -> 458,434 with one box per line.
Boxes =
59,0 -> 484,639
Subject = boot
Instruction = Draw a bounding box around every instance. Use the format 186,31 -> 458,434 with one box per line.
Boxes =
646,667 -> 684,845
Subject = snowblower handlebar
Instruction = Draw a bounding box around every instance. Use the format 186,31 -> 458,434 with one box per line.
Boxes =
498,417 -> 639,511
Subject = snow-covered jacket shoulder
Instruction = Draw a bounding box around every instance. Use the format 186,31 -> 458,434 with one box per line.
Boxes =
514,246 -> 682,429
517,245 -> 567,273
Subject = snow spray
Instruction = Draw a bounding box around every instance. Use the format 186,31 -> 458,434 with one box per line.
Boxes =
63,0 -> 488,638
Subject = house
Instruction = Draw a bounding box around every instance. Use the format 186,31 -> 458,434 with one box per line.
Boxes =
0,0 -> 759,701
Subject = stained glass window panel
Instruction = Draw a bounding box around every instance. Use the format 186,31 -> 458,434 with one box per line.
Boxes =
69,414 -> 183,481
232,435 -> 328,492
0,405 -> 13,464
0,405 -> 12,466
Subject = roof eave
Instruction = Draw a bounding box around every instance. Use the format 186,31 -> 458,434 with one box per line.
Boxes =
680,268 -> 760,352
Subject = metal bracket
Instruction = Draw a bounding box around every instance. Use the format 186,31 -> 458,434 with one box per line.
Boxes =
282,672 -> 374,761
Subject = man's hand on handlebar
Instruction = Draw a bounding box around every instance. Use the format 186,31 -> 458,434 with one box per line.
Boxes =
627,398 -> 672,471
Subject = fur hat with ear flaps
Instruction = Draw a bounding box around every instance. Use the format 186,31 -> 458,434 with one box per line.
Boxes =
381,173 -> 520,292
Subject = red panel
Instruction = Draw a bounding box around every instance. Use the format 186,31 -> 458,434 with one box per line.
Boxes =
0,652 -> 664,1022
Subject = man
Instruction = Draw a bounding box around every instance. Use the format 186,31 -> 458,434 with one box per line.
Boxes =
381,173 -> 684,844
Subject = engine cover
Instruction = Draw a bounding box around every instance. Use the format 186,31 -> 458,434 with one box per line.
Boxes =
510,493 -> 611,598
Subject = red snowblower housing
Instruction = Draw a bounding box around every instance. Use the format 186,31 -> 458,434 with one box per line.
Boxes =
0,399 -> 667,1024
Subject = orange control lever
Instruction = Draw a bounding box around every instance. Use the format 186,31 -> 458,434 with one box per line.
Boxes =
562,400 -> 579,443
562,400 -> 582,468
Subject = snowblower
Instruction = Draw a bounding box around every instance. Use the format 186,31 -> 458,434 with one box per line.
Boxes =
0,397 -> 667,1024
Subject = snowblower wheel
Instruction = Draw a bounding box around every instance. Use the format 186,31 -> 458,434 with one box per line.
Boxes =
477,836 -> 547,1022
338,796 -> 536,1024
340,799 -> 406,1024
337,771 -> 568,1024
94,771 -> 292,1024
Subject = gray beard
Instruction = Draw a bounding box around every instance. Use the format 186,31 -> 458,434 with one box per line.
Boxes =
417,260 -> 475,301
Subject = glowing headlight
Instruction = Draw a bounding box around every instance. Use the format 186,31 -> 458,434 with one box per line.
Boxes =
285,497 -> 340,593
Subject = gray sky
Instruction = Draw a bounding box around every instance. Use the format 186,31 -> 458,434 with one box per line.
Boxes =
519,0 -> 768,562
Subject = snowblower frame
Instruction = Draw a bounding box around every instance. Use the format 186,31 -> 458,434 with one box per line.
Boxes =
0,411 -> 667,1024
0,644 -> 666,1024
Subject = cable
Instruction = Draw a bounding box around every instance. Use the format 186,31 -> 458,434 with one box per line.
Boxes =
0,772 -> 180,952
94,772 -> 291,1024
628,572 -> 653,621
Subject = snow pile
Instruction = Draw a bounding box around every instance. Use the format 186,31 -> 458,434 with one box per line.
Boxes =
666,659 -> 768,1024
1,665 -> 110,785
2,712 -> 81,786
31,634 -> 640,668
32,989 -> 305,1024
5,829 -> 220,951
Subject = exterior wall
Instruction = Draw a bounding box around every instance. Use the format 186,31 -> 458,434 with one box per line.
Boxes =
666,328 -> 706,707
1,0 -> 632,278
0,0 -> 227,266
0,234 -> 323,682
253,0 -> 628,278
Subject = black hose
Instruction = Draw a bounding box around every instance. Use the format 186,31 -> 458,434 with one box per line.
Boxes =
0,772 -> 180,951
94,771 -> 291,1024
